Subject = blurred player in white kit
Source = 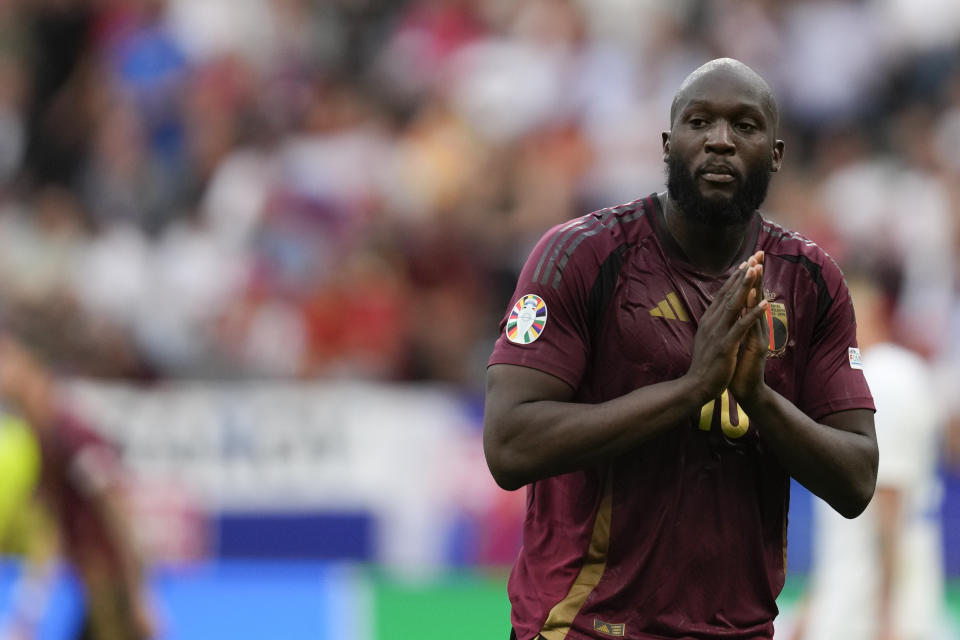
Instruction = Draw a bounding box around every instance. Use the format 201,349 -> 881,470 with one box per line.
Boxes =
793,272 -> 951,640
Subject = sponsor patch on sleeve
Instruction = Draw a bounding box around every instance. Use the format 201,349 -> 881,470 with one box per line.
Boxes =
506,294 -> 547,344
848,347 -> 864,370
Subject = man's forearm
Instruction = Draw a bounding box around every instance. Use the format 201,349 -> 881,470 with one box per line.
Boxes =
484,373 -> 707,490
741,387 -> 878,517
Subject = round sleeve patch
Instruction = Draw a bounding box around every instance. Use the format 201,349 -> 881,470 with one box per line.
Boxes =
506,294 -> 548,344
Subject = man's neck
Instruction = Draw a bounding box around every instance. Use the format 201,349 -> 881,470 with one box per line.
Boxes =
660,192 -> 753,274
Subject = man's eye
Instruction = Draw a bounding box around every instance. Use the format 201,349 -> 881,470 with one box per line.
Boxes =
736,122 -> 757,132
689,118 -> 708,128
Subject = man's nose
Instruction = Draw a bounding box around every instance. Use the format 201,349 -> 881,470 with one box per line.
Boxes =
705,121 -> 735,155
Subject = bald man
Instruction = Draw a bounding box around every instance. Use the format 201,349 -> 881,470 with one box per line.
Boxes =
484,58 -> 878,639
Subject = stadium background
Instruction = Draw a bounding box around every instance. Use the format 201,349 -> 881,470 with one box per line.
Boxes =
0,0 -> 959,638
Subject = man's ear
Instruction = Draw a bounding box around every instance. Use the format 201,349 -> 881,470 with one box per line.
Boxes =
771,139 -> 785,172
662,131 -> 670,163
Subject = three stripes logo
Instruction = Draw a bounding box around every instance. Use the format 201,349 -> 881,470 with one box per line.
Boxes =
593,619 -> 625,637
649,292 -> 689,322
531,200 -> 646,290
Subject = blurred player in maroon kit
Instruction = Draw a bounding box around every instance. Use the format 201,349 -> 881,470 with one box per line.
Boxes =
484,58 -> 878,640
0,333 -> 155,640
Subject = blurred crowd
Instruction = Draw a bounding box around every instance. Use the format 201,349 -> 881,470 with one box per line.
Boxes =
0,0 -> 958,406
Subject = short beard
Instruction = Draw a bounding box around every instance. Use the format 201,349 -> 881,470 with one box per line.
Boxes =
666,151 -> 772,226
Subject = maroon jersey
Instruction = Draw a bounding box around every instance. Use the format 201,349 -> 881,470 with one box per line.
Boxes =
489,194 -> 874,640
37,410 -> 127,573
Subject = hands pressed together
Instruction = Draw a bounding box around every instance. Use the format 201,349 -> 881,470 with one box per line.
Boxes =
687,251 -> 769,407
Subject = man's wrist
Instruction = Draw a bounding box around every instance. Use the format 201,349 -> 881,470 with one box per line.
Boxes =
678,372 -> 719,411
737,382 -> 773,415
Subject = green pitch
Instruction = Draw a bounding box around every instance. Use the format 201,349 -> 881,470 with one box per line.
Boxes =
370,571 -> 960,640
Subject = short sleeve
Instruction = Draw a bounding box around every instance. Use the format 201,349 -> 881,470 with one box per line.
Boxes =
798,257 -> 876,420
487,218 -> 602,389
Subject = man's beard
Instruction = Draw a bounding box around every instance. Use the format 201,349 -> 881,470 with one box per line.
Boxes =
666,152 -> 772,226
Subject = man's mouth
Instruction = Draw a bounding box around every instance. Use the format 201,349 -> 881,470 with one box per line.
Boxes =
698,165 -> 738,183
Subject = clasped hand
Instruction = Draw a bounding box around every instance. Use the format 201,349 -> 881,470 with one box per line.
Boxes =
688,251 -> 769,406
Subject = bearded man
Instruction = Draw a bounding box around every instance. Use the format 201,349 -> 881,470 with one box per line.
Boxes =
484,58 -> 878,640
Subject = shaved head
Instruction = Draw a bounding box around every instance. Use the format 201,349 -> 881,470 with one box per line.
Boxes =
670,58 -> 779,131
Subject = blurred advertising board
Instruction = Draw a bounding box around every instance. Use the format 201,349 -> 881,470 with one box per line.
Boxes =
64,380 -> 524,569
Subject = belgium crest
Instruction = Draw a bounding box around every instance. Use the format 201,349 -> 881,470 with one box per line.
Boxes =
765,294 -> 788,356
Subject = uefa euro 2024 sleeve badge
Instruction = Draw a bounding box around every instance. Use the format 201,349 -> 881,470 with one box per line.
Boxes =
506,294 -> 547,344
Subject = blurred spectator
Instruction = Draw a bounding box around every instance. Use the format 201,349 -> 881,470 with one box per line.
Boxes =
373,0 -> 486,105
775,1 -> 886,152
0,0 -> 951,403
79,95 -> 182,234
19,0 -> 100,190
0,54 -> 26,188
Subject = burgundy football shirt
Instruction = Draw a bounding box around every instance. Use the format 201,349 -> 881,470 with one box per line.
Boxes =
37,410 -> 128,575
489,193 -> 875,640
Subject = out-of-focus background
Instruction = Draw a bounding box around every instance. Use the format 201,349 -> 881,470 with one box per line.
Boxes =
0,0 -> 958,638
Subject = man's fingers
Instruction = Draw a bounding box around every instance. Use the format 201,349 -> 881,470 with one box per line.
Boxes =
719,261 -> 749,296
744,250 -> 764,270
729,298 -> 769,342
758,298 -> 770,340
702,262 -> 749,323
706,254 -> 764,324
725,264 -> 762,317
745,257 -> 764,312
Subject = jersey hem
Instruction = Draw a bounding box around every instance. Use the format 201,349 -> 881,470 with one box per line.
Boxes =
517,625 -> 773,640
807,397 -> 876,422
487,357 -> 580,391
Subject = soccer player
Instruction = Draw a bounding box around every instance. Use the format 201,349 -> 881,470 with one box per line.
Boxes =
484,58 -> 878,639
794,273 -> 948,640
0,333 -> 156,640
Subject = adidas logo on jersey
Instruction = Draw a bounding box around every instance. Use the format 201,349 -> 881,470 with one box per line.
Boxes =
593,619 -> 625,636
649,292 -> 689,322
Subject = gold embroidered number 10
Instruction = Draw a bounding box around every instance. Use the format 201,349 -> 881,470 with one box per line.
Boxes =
699,390 -> 749,438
